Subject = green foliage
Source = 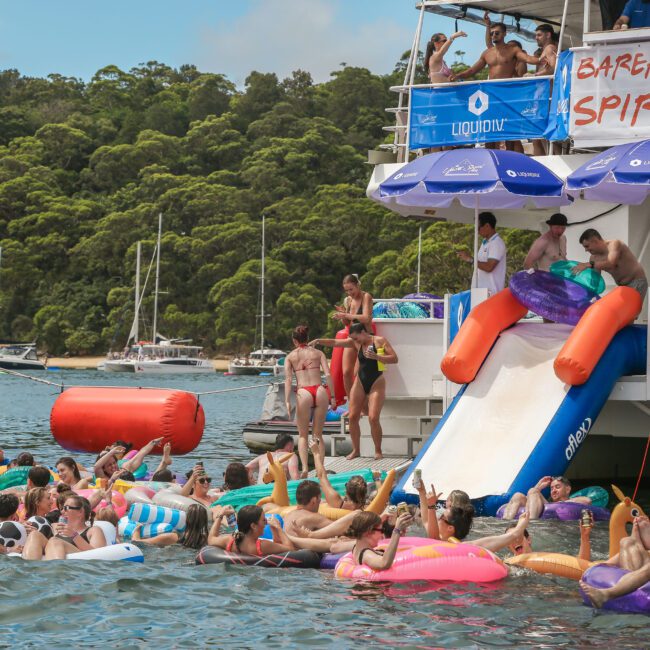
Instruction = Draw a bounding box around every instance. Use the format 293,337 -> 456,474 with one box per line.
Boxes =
0,60 -> 538,354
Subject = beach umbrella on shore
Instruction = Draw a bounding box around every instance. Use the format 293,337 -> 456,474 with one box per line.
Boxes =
566,140 -> 650,204
373,149 -> 570,285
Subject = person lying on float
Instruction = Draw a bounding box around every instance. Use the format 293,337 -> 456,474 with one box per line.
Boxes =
94,437 -> 164,479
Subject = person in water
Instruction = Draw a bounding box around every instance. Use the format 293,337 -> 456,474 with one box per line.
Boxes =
284,324 -> 336,477
246,433 -> 299,484
181,465 -> 217,507
132,503 -> 211,550
331,274 -> 373,399
501,475 -> 591,520
424,30 -> 467,83
94,437 -> 164,479
56,456 -> 89,490
524,213 -> 568,272
348,510 -> 412,570
312,322 -> 398,460
208,505 -> 294,556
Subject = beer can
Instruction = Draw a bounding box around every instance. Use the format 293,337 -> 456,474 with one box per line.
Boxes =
396,501 -> 410,517
580,509 -> 593,528
413,469 -> 423,489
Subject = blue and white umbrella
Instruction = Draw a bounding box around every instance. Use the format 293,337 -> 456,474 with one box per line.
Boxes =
566,140 -> 650,204
373,149 -> 570,286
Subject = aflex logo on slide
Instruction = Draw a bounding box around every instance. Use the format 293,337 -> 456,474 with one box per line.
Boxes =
565,418 -> 592,460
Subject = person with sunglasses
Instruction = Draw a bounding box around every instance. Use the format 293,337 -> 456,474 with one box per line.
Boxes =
22,495 -> 107,560
424,30 -> 467,84
347,511 -> 412,570
181,465 -> 215,507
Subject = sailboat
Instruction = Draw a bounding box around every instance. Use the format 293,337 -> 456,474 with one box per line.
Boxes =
102,214 -> 214,374
228,215 -> 286,375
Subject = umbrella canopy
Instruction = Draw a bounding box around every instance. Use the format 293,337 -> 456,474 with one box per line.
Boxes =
375,149 -> 571,209
566,140 -> 650,204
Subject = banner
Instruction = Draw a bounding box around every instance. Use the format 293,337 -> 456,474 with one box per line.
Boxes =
544,49 -> 573,142
409,79 -> 551,149
570,41 -> 650,146
448,290 -> 471,345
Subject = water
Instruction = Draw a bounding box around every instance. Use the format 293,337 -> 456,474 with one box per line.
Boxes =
1,370 -> 648,648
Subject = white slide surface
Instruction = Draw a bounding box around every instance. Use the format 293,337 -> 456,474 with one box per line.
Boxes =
405,323 -> 573,500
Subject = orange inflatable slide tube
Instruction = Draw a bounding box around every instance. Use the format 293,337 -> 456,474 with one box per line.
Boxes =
329,327 -> 349,406
554,286 -> 642,385
441,289 -> 528,385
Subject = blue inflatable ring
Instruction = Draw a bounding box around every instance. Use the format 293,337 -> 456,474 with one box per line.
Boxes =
509,270 -> 599,325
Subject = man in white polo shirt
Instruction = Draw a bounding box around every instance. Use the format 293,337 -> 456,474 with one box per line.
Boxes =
459,212 -> 507,294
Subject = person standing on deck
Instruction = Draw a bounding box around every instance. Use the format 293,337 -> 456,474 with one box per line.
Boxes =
524,213 -> 567,272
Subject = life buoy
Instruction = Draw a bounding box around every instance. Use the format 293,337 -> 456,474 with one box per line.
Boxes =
195,545 -> 321,568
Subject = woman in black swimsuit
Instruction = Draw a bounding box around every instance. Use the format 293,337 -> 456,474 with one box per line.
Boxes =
348,511 -> 411,570
332,274 -> 374,398
312,322 -> 398,460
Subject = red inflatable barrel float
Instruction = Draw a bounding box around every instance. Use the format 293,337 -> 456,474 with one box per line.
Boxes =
330,327 -> 349,406
50,387 -> 205,454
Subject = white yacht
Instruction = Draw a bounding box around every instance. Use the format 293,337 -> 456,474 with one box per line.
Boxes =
0,343 -> 45,371
102,215 -> 215,374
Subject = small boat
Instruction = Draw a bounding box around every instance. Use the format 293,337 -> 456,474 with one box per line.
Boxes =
0,343 -> 46,371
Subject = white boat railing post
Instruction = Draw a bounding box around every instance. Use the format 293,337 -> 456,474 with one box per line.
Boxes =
405,2 -> 426,158
261,214 -> 266,356
152,213 -> 162,344
583,0 -> 591,36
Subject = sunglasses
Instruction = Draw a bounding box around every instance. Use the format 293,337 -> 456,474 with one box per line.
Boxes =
62,504 -> 83,511
197,477 -> 212,485
490,30 -> 502,36
372,527 -> 384,533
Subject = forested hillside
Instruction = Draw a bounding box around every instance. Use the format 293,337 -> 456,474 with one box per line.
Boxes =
0,59 -> 535,354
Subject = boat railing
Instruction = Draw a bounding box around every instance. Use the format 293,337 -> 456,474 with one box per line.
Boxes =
372,297 -> 444,321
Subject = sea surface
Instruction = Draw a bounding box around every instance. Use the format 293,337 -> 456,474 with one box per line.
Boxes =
0,369 -> 648,648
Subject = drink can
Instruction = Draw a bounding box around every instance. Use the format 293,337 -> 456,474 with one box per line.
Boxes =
396,502 -> 409,517
59,516 -> 68,526
580,509 -> 593,528
413,469 -> 423,489
386,505 -> 397,515
227,513 -> 237,528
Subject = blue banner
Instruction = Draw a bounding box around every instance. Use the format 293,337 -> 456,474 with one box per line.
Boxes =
409,79 -> 551,149
544,50 -> 573,142
449,290 -> 472,345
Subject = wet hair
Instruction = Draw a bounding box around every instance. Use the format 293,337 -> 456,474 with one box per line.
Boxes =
28,465 -> 51,488
447,489 -> 471,508
152,469 -> 174,482
15,452 -> 34,466
119,471 -> 136,482
478,212 -> 496,229
342,274 -> 360,286
96,506 -> 119,527
506,523 -> 530,539
274,433 -> 294,451
222,462 -> 250,491
56,457 -> 82,482
552,475 -> 571,489
579,228 -> 602,244
345,476 -> 368,509
292,325 -> 309,344
63,494 -> 94,525
24,487 -> 50,519
182,504 -> 209,550
56,482 -> 73,495
348,322 -> 366,336
0,493 -> 20,519
295,480 -> 322,506
231,505 -> 263,549
345,511 -> 382,539
447,504 -> 475,540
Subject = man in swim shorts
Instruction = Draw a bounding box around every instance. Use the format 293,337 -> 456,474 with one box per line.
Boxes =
501,475 -> 591,520
523,213 -> 567,272
573,229 -> 648,299
246,433 -> 299,484
580,515 -> 650,608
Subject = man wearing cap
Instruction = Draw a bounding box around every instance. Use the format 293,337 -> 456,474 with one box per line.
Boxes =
523,213 -> 568,272
458,212 -> 507,295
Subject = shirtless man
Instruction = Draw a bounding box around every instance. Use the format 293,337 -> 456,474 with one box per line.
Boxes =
524,213 -> 567,271
531,24 -> 559,155
581,515 -> 650,608
282,480 -> 357,536
573,229 -> 648,299
246,433 -> 299,485
501,475 -> 591,520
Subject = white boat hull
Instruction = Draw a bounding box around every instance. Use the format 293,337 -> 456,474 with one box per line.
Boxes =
103,359 -> 214,374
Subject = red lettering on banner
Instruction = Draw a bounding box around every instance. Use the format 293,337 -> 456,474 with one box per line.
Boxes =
597,56 -> 614,77
631,94 -> 650,126
621,94 -> 631,122
598,95 -> 621,123
574,96 -> 597,125
577,58 -> 595,79
612,53 -> 632,80
631,53 -> 649,76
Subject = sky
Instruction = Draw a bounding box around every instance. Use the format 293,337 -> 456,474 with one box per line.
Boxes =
0,0 -> 516,86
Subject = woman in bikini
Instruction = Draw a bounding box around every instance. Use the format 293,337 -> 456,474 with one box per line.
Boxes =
312,322 -> 398,460
332,274 -> 373,399
284,325 -> 336,478
424,31 -> 467,84
207,505 -> 294,556
349,510 -> 412,570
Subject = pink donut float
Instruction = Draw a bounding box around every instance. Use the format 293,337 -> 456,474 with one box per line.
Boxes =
75,489 -> 128,518
334,537 -> 507,582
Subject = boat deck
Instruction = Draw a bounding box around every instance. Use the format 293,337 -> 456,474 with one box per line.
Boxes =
309,455 -> 412,477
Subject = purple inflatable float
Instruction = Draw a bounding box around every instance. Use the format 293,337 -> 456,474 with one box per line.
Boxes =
580,564 -> 650,615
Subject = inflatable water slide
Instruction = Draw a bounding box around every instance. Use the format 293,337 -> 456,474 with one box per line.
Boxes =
393,287 -> 646,515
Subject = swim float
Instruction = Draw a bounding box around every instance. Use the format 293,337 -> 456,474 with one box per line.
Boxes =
509,270 -> 599,325
580,564 -> 650,615
334,537 -> 507,582
496,501 -> 610,521
195,545 -> 321,569
550,260 -> 606,295
75,488 -> 128,518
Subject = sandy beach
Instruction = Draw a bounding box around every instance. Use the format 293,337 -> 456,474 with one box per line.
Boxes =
46,356 -> 231,370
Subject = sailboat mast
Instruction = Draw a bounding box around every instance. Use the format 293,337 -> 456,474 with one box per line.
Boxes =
134,241 -> 141,343
260,214 -> 265,355
152,213 -> 162,343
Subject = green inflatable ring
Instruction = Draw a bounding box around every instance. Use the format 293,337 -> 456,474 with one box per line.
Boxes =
550,260 -> 606,295
0,466 -> 54,490
571,485 -> 609,509
213,468 -> 382,510
118,459 -> 148,479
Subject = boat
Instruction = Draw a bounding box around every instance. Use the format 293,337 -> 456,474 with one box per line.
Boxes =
228,215 -> 286,375
0,343 -> 45,371
102,215 -> 214,374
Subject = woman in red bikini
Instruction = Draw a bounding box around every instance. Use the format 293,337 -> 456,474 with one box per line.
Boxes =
284,325 -> 336,478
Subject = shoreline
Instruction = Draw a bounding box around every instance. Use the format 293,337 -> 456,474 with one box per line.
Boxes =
45,356 -> 231,371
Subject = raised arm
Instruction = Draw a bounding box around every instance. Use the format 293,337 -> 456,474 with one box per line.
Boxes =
309,439 -> 343,508
310,337 -> 355,349
451,55 -> 487,81
122,437 -> 164,473
93,447 -> 123,479
361,514 -> 412,571
483,11 -> 492,48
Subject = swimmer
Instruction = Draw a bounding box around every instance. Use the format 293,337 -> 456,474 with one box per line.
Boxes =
181,465 -> 216,507
94,437 -> 164,479
349,511 -> 412,570
132,503 -> 211,550
56,456 -> 89,490
246,433 -> 299,485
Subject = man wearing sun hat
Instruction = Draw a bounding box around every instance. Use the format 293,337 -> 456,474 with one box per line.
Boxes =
523,213 -> 568,272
